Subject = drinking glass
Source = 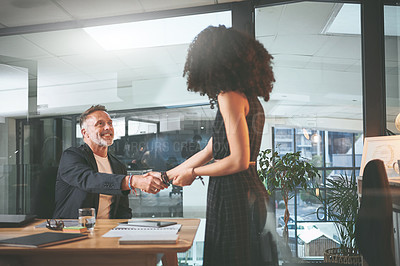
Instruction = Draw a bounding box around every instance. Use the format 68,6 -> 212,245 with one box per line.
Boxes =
78,208 -> 96,231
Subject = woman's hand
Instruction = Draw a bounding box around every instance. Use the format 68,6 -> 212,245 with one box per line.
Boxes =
171,168 -> 196,187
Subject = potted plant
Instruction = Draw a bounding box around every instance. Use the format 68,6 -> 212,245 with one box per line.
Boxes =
314,173 -> 362,266
258,149 -> 320,248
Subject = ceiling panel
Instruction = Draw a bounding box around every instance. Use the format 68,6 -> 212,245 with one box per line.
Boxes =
166,44 -> 190,65
131,64 -> 183,79
315,36 -> 361,60
0,35 -> 49,59
59,52 -> 127,74
272,54 -> 311,69
56,0 -> 143,19
23,29 -> 104,56
38,72 -> 95,87
139,0 -> 212,12
114,46 -> 175,68
305,57 -> 359,72
0,64 -> 27,90
269,34 -> 330,56
255,5 -> 283,37
279,2 -> 337,35
0,0 -> 72,27
37,57 -> 78,80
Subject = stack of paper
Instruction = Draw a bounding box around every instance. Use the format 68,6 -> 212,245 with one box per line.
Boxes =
118,231 -> 178,245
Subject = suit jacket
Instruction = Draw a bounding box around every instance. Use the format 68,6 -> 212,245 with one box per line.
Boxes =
53,143 -> 132,219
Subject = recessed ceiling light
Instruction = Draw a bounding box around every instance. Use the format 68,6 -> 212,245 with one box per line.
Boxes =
84,11 -> 231,50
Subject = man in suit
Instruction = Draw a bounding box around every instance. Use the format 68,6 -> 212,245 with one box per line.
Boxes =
53,105 -> 167,219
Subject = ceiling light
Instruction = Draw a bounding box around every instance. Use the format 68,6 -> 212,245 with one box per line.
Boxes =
84,11 -> 231,50
302,128 -> 310,140
311,133 -> 321,144
395,113 -> 400,131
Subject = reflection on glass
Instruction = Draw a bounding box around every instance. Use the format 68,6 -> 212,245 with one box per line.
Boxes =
295,128 -> 323,167
326,131 -> 363,168
274,128 -> 294,155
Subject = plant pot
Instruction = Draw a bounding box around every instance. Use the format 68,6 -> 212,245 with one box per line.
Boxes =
324,248 -> 362,266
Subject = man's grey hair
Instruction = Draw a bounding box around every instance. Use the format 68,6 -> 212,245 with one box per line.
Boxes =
79,105 -> 107,129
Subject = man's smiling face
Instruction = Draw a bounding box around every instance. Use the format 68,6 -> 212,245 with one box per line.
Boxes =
82,110 -> 114,147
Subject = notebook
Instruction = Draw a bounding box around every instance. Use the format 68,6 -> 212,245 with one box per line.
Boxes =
0,232 -> 88,248
102,223 -> 181,238
0,214 -> 36,228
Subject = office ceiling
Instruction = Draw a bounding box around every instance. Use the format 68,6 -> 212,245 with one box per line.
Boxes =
0,0 -> 398,132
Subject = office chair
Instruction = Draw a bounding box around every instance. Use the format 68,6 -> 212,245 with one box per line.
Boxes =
355,159 -> 395,266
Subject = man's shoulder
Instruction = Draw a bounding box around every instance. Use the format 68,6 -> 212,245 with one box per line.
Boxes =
61,144 -> 91,159
63,144 -> 85,153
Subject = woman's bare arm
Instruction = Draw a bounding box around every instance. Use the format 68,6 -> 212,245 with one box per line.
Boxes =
171,91 -> 250,186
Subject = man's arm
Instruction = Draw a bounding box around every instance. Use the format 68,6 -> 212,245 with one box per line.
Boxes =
58,148 -> 126,194
59,148 -> 167,194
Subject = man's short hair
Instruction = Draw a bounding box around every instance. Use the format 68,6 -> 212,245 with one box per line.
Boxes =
79,105 -> 107,129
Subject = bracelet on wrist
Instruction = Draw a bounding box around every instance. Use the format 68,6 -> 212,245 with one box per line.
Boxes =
128,174 -> 137,195
192,168 -> 205,186
161,171 -> 170,186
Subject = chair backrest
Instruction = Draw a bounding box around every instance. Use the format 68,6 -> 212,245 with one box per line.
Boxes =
355,159 -> 395,266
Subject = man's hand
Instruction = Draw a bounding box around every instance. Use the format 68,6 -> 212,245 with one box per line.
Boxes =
131,173 -> 167,194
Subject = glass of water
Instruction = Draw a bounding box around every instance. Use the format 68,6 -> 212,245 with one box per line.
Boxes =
78,208 -> 96,231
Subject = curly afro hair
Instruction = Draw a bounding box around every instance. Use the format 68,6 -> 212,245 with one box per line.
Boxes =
183,25 -> 275,108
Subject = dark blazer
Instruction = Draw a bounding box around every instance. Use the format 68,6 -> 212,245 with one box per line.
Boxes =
53,143 -> 132,219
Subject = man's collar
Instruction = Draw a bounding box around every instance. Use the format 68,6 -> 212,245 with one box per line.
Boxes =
83,142 -> 108,157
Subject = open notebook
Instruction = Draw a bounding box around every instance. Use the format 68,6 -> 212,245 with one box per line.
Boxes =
103,222 -> 181,244
102,223 -> 181,238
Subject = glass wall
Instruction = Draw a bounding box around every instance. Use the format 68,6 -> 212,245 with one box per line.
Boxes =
0,8 -> 231,216
386,5 -> 400,133
255,1 -> 363,259
0,0 -> 396,264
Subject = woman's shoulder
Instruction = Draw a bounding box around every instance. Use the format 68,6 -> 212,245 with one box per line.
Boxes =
217,91 -> 249,114
217,91 -> 249,103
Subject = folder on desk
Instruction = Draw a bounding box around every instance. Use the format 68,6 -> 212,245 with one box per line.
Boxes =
0,232 -> 88,248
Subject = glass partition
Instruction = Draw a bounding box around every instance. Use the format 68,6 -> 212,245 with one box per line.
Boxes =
256,1 -> 363,259
385,5 -> 400,133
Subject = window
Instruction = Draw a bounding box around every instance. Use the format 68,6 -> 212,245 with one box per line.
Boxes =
256,2 -> 363,259
272,127 -> 362,258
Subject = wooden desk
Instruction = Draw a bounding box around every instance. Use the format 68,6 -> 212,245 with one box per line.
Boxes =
0,218 -> 200,266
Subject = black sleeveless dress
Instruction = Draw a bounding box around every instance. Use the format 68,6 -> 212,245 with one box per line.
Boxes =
203,96 -> 278,266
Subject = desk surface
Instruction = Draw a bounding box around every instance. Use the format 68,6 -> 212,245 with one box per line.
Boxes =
0,218 -> 200,266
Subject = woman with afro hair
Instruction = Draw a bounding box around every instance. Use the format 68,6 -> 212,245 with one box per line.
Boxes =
164,25 -> 278,266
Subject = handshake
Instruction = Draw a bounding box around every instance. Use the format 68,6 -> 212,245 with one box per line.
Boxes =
127,168 -> 204,194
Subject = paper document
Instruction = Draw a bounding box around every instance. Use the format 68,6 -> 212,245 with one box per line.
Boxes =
118,232 -> 178,245
102,223 -> 181,238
